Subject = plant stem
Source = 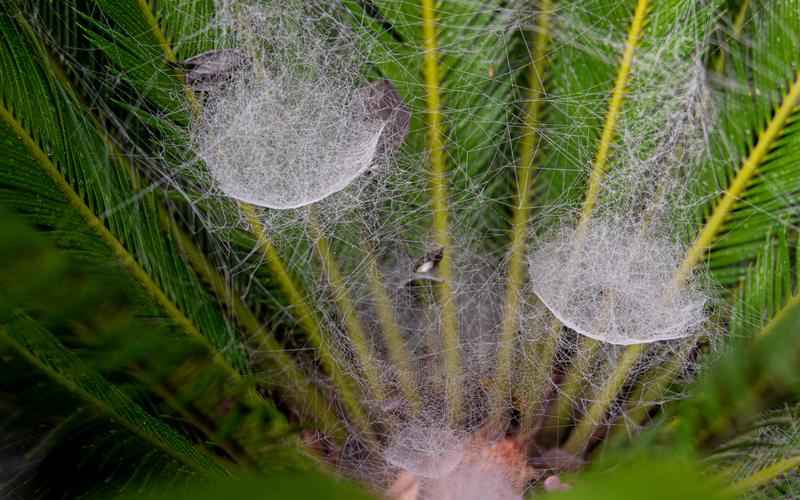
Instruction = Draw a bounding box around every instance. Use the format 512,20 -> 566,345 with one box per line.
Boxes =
367,259 -> 422,415
544,337 -> 601,443
724,455 -> 800,495
421,0 -> 462,424
517,318 -> 560,436
564,344 -> 644,454
604,354 -> 682,443
492,0 -> 553,425
309,216 -> 386,407
242,205 -> 372,437
577,0 -> 650,230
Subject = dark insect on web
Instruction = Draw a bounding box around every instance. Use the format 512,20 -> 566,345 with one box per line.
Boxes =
175,48 -> 251,93
358,79 -> 411,159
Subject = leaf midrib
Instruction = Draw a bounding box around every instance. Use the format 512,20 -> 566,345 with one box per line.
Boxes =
421,0 -> 463,425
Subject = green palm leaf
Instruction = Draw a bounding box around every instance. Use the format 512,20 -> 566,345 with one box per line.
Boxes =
689,0 -> 800,285
4,0 -> 800,498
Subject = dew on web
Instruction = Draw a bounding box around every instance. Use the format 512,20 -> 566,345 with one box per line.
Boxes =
384,425 -> 465,479
189,2 -> 410,212
193,69 -> 395,209
426,463 -> 522,500
529,221 -> 708,345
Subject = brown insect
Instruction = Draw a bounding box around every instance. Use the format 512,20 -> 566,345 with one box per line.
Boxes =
179,48 -> 251,93
358,79 -> 411,157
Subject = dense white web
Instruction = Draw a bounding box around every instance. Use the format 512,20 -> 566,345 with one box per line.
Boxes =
194,69 -> 388,209
530,221 -> 708,345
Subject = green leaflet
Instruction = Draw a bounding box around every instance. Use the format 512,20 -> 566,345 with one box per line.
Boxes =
691,0 -> 800,286
0,3 -> 294,468
1,316 -> 226,475
0,8 -> 252,375
115,471 -> 373,500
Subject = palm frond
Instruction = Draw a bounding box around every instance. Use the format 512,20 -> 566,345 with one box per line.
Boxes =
0,6 -> 307,466
70,0 -> 372,435
0,9 -> 250,376
710,405 -> 800,497
0,211 -> 229,497
527,0 -> 720,453
2,316 -> 225,475
5,0 -> 800,497
689,0 -> 800,286
594,0 -> 800,442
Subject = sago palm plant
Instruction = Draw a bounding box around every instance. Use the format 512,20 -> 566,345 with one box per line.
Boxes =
2,0 -> 800,498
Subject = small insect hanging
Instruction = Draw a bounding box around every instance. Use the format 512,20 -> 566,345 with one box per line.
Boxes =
415,246 -> 444,275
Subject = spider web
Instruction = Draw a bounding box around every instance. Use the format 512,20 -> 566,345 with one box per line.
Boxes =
72,0 -> 743,497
